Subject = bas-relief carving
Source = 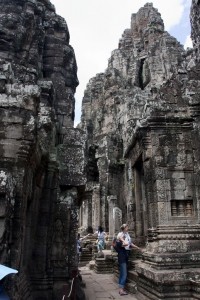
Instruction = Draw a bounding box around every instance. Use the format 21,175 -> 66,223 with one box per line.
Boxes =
107,195 -> 117,235
127,203 -> 135,233
92,185 -> 100,230
147,239 -> 190,254
113,207 -> 122,234
52,219 -> 67,268
52,188 -> 79,276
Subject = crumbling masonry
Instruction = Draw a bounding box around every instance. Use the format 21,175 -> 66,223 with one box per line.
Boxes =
1,0 -> 200,299
79,1 -> 200,299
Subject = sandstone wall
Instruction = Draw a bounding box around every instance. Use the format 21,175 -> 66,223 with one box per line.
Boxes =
79,1 -> 200,298
0,0 -> 86,299
79,2 -> 185,230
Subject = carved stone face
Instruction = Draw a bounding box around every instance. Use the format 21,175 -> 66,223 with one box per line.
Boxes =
0,12 -> 25,53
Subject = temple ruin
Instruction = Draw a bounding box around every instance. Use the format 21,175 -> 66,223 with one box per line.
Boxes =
0,0 -> 200,299
79,0 -> 200,299
0,0 -> 85,299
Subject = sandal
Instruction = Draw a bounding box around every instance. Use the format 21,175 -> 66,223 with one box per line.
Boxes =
119,290 -> 128,296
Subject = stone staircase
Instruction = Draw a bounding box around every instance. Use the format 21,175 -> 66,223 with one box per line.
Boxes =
94,255 -> 114,273
79,247 -> 93,265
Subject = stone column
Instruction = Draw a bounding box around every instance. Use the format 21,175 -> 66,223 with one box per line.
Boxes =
107,195 -> 117,237
107,195 -> 117,249
113,207 -> 122,234
134,167 -> 143,238
81,200 -> 88,229
80,194 -> 93,230
92,184 -> 100,231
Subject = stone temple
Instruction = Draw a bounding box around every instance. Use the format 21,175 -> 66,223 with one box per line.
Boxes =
0,0 -> 200,299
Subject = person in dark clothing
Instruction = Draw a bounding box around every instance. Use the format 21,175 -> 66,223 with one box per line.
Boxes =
0,281 -> 10,300
117,242 -> 129,296
77,233 -> 82,263
117,224 -> 140,296
0,264 -> 18,299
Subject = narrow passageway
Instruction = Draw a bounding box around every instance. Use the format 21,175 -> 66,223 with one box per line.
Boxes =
80,265 -> 139,300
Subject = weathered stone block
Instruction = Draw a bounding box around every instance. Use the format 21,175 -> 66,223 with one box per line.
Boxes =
57,128 -> 86,186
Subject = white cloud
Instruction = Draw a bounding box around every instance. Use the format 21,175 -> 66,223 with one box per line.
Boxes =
50,0 -> 191,125
184,35 -> 193,49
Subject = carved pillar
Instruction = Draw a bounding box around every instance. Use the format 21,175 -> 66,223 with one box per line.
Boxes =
107,195 -> 117,248
79,190 -> 92,230
92,184 -> 100,231
126,160 -> 135,234
81,201 -> 88,228
51,188 -> 79,300
0,171 -> 15,265
113,207 -> 122,234
107,195 -> 117,236
134,167 -> 143,237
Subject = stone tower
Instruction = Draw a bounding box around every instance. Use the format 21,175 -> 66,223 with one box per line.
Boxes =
0,0 -> 86,299
79,1 -> 200,299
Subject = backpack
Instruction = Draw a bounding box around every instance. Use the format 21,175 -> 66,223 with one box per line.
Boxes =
112,237 -> 122,252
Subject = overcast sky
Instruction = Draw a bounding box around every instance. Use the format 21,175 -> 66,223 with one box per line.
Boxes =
50,0 -> 192,126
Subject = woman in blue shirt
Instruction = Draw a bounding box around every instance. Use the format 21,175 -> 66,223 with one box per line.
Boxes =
94,226 -> 107,255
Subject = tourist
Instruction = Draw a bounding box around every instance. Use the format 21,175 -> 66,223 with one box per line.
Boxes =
0,264 -> 18,299
117,224 -> 140,296
94,226 -> 107,255
77,233 -> 82,263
